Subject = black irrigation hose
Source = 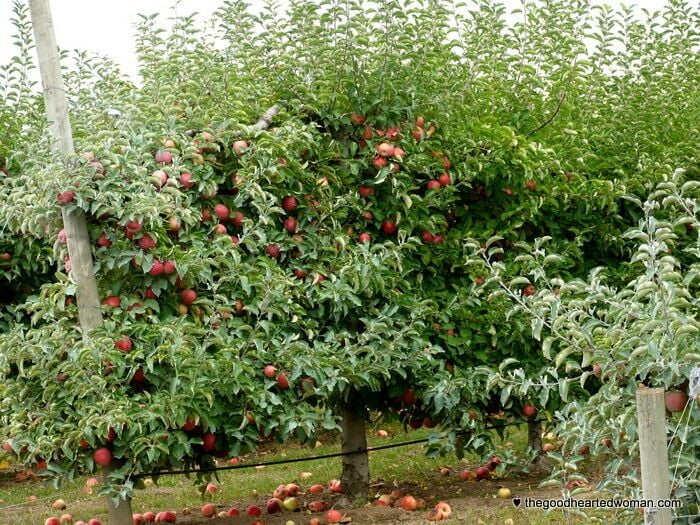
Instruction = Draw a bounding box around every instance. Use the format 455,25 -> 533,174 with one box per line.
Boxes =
132,418 -> 538,480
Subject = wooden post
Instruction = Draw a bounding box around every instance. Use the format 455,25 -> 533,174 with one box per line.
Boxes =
340,406 -> 370,502
636,388 -> 672,525
527,420 -> 543,461
28,1 -> 132,523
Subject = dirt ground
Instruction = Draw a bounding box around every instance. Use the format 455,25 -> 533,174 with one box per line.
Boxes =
175,473 -> 579,524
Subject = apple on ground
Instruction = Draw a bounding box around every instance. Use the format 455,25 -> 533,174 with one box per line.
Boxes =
201,503 -> 216,517
326,509 -> 343,523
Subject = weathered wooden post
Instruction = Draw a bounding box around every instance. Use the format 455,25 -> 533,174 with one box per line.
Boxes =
28,1 -> 133,523
636,387 -> 672,525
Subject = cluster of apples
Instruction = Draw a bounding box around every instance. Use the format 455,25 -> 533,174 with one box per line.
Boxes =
44,500 -> 105,525
454,455 -> 502,481
373,490 -> 424,511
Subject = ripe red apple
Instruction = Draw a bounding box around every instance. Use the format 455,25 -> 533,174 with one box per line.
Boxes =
392,146 -> 406,159
263,365 -> 277,378
350,112 -> 366,125
358,232 -> 371,244
283,217 -> 298,233
381,220 -> 397,235
308,501 -> 326,512
376,142 -> 395,157
265,244 -> 281,258
434,501 -> 452,518
88,520 -> 103,525
225,507 -> 239,517
415,116 -> 425,128
154,150 -> 173,164
57,191 -> 75,205
440,156 -> 450,170
179,172 -> 194,188
205,482 -> 218,494
201,207 -> 212,222
0,252 -> 11,261
293,268 -> 307,279
372,155 -> 388,169
362,211 -> 374,221
182,417 -> 197,432
96,232 -> 112,247
358,185 -> 374,198
115,336 -> 132,353
459,469 -> 474,481
326,509 -> 343,523
156,511 -> 175,523
162,260 -> 176,275
398,495 -> 418,511
103,296 -> 121,308
475,466 -> 490,480
132,514 -> 143,525
412,128 -> 425,141
525,179 -> 537,190
201,503 -> 216,517
285,483 -> 300,496
543,443 -> 554,452
401,388 -> 416,405
181,289 -> 197,305
246,505 -> 262,516
266,498 -> 282,514
202,432 -> 216,452
437,173 -> 451,186
142,512 -> 156,522
426,179 -> 441,190
214,204 -> 229,221
213,223 -> 227,236
152,169 -> 168,188
45,519 -> 60,525
232,140 -> 249,155
522,404 -> 537,418
665,391 -> 688,412
522,284 -> 536,296
93,447 -> 112,467
281,195 -> 298,212
277,373 -> 290,389
125,220 -> 142,234
138,234 -> 156,250
592,363 -> 602,377
329,479 -> 342,493
308,484 -> 324,494
148,260 -> 164,277
421,230 -> 434,243
386,127 -> 400,141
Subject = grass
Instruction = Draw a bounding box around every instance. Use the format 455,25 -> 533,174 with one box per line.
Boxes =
0,422 -> 616,524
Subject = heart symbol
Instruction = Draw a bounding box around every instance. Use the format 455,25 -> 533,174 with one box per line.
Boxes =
512,498 -> 522,508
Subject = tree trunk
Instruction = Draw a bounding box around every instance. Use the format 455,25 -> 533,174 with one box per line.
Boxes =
527,419 -> 543,461
103,464 -> 134,525
340,406 -> 370,503
29,1 -> 132,522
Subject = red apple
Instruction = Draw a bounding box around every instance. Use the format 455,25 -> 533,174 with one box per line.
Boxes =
437,173 -> 451,186
155,150 -> 173,164
202,432 -> 216,452
665,391 -> 688,412
225,507 -> 240,517
434,501 -> 452,518
45,519 -> 60,525
181,290 -> 197,305
103,296 -> 121,308
142,512 -> 156,522
308,484 -> 324,494
138,234 -> 156,250
96,232 -> 112,247
281,195 -> 298,212
412,128 -> 425,141
358,232 -> 371,244
358,185 -> 374,197
426,180 -> 441,190
265,244 -> 281,258
115,336 -> 132,353
421,230 -> 434,243
57,191 -> 75,205
148,260 -> 164,276
283,217 -> 298,233
152,169 -> 168,187
246,505 -> 262,516
179,172 -> 194,188
266,498 -> 282,514
376,142 -> 395,157
525,179 -> 537,190
350,112 -> 365,125
522,404 -> 537,418
398,495 -> 418,511
326,509 -> 343,523
93,448 -> 112,467
277,373 -> 290,389
475,466 -> 490,480
308,501 -> 326,512
232,140 -> 249,155
381,220 -> 397,235
201,503 -> 216,517
522,284 -> 536,296
440,156 -> 450,170
214,204 -> 229,221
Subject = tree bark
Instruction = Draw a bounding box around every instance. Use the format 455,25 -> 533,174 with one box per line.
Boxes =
340,406 -> 370,503
527,419 -> 543,460
29,1 -> 132,522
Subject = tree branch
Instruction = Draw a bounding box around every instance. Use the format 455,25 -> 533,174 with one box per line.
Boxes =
526,91 -> 566,138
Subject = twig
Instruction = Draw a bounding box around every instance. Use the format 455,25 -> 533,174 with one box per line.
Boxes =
526,91 -> 566,138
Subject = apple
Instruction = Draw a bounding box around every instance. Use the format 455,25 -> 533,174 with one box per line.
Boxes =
115,336 -> 132,353
358,185 -> 374,198
421,230 -> 434,243
232,140 -> 249,155
52,499 -> 67,510
264,365 -> 277,378
437,173 -> 451,186
459,470 -> 474,481
148,260 -> 164,277
426,179 -> 441,190
201,208 -> 212,222
205,482 -> 218,494
202,432 -> 216,452
522,404 -> 537,418
522,284 -> 536,296
230,211 -> 244,228
57,191 -> 75,205
350,112 -> 365,125
155,150 -> 173,164
225,508 -> 240,517
282,497 -> 299,511
592,364 -> 602,377
138,234 -> 156,250
326,509 -> 343,523
376,429 -> 389,437
93,447 -> 112,467
412,128 -> 425,141
379,220 -> 398,235
376,142 -> 395,157
308,484 -> 324,494
309,519 -> 321,525
398,495 -> 418,511
45,519 -> 60,525
201,503 -> 216,517
162,260 -> 176,275
525,179 -> 537,190
213,224 -> 227,236
152,169 -> 168,188
265,244 -> 281,258
96,232 -> 112,247
293,268 -> 307,279
246,505 -> 262,516
155,511 -> 175,523
415,116 -> 425,128
0,252 -> 11,261
285,483 -> 300,496
386,127 -> 400,140
434,501 -> 452,518
179,172 -> 194,188
59,515 -> 73,525
284,217 -> 298,233
308,501 -> 326,512
440,156 -> 450,170
142,512 -> 156,522
372,156 -> 387,169
488,456 -> 501,470
281,196 -> 298,212
329,479 -> 342,493
475,466 -> 490,480
543,443 -> 554,452
214,204 -> 229,221
277,373 -> 290,389
578,444 -> 590,455
503,187 -> 514,196
358,232 -> 371,244
181,290 -> 197,305
665,391 -> 688,412
392,146 -> 405,159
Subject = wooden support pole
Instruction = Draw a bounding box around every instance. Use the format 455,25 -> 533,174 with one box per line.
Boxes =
340,406 -> 370,503
636,387 -> 672,525
28,2 -> 132,523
